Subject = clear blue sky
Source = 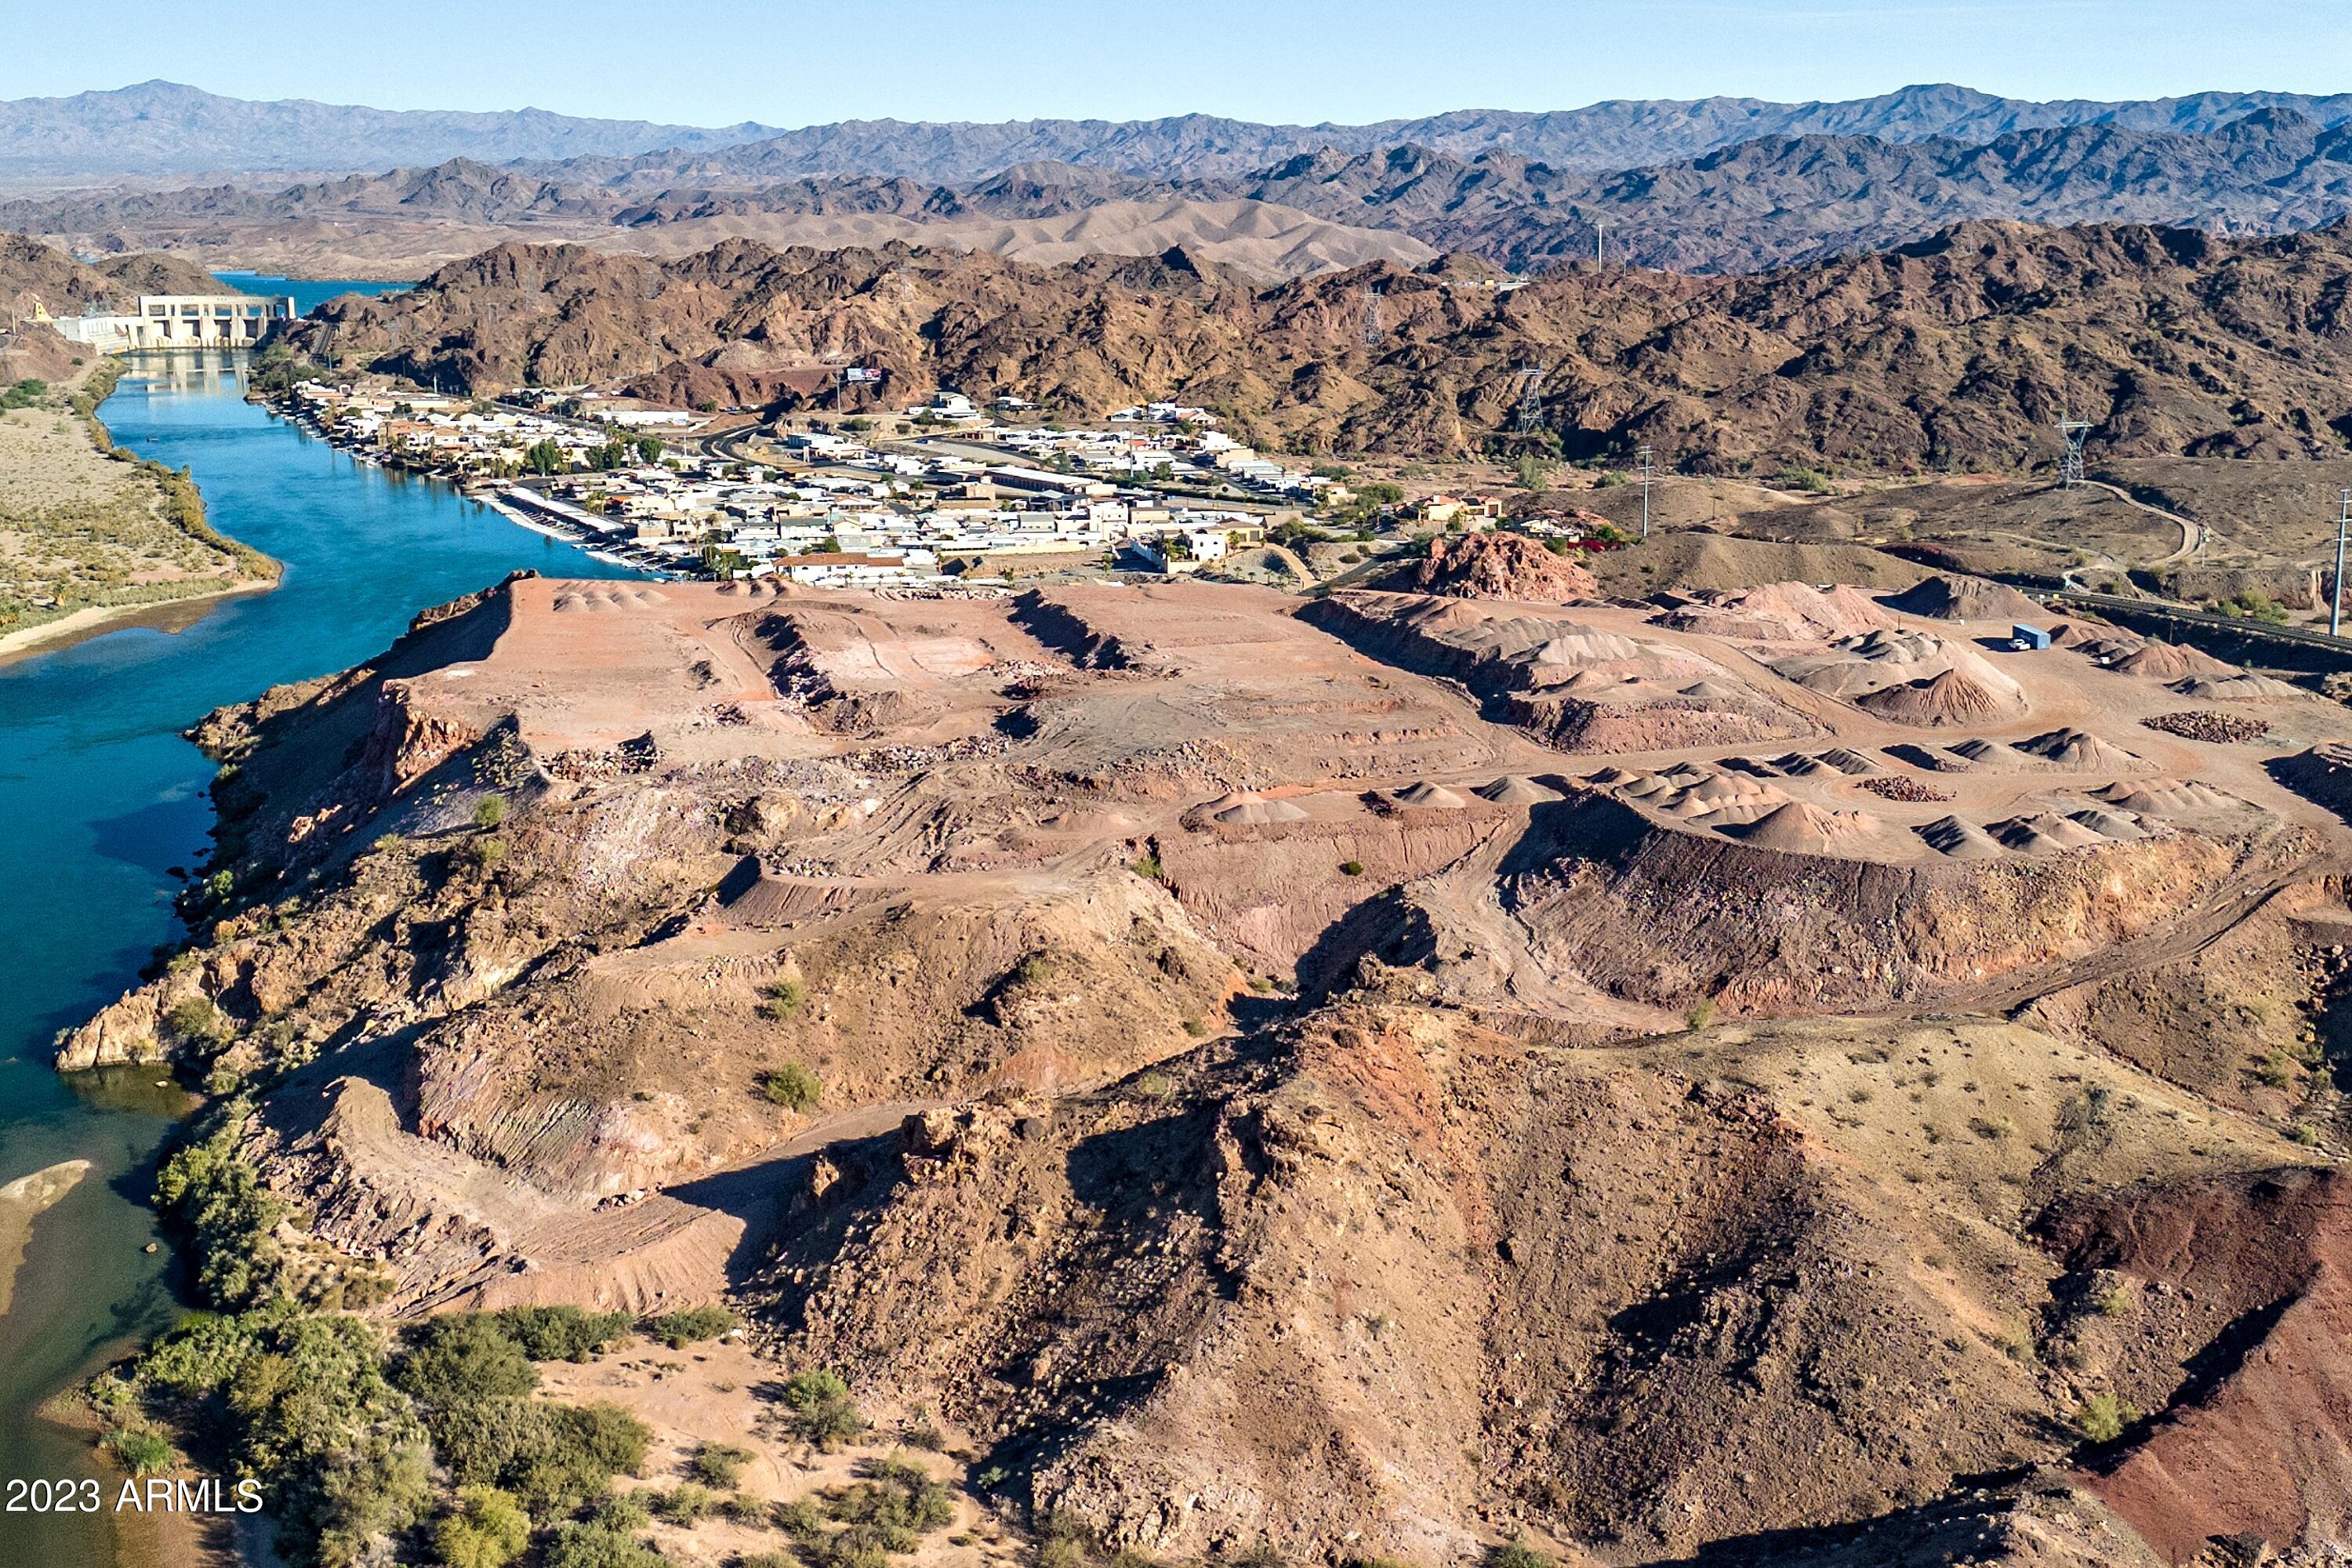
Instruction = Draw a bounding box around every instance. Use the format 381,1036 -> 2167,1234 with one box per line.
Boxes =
6,0 -> 2348,125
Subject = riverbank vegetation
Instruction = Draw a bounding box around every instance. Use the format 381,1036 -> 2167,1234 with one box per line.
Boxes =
87,1095 -> 929,1568
0,356 -> 279,645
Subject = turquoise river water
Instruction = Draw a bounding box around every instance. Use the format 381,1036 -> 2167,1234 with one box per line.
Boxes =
0,331 -> 636,1566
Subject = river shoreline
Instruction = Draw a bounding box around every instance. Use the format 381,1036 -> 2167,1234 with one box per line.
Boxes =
0,343 -> 641,1568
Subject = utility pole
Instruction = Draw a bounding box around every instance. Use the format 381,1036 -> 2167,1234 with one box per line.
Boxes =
2333,487 -> 2350,637
1637,445 -> 1654,540
1595,219 -> 1606,268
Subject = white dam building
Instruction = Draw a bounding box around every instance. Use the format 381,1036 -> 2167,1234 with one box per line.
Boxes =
43,292 -> 297,352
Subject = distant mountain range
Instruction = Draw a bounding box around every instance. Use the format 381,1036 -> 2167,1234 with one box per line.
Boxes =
11,79 -> 2352,184
0,80 -> 788,179
11,103 -> 2352,279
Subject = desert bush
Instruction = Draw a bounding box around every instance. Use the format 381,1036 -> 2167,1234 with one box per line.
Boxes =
434,1485 -> 531,1568
397,1316 -> 538,1406
1131,852 -> 1163,882
590,1490 -> 652,1530
495,1305 -> 634,1362
691,1440 -> 753,1488
473,795 -> 510,829
760,1062 -> 821,1110
661,1483 -> 715,1523
782,1369 -> 864,1450
1487,1541 -> 1551,1568
2077,1392 -> 2137,1443
165,995 -> 237,1052
542,1523 -> 665,1568
760,977 -> 806,1022
641,1305 -> 738,1348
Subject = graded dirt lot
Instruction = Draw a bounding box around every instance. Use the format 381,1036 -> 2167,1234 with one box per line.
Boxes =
60,556 -> 2352,1567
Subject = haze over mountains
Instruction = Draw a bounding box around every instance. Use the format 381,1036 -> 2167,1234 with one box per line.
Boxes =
11,79 -> 2352,183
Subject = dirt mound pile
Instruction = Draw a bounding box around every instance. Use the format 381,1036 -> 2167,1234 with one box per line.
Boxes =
1474,775 -> 1563,804
1729,800 -> 1885,855
1375,530 -> 1598,601
1388,781 -> 1468,810
2096,777 -> 2246,817
2020,727 -> 2147,770
1918,815 -> 2004,859
1653,580 -> 1896,641
1989,811 -> 2109,855
1299,591 -> 1813,753
2172,673 -> 2305,701
1202,790 -> 1308,826
1944,737 -> 2040,770
2110,641 -> 2238,680
1881,573 -> 2044,621
1857,666 -> 2024,728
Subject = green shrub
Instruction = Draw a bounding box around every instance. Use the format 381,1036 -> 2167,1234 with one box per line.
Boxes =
2096,1284 -> 2134,1317
136,1309 -> 267,1398
1684,997 -> 1718,1030
397,1315 -> 539,1406
101,1426 -> 174,1476
468,837 -> 508,871
776,1495 -> 826,1538
1131,852 -> 1163,882
1339,860 -> 1364,877
434,1485 -> 531,1568
781,1368 -> 863,1450
760,1062 -> 821,1111
1487,1541 -> 1552,1568
2292,1123 -> 2324,1146
543,1523 -> 665,1568
590,1490 -> 651,1530
165,995 -> 237,1052
691,1439 -> 753,1488
661,1483 -> 715,1523
473,795 -> 510,829
154,1108 -> 289,1311
2077,1392 -> 2137,1443
495,1305 -> 634,1362
759,977 -> 806,1022
640,1304 -> 738,1348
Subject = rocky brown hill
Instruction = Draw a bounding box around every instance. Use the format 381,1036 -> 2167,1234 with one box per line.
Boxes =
0,231 -> 223,319
58,567 -> 2352,1568
278,220 -> 2352,470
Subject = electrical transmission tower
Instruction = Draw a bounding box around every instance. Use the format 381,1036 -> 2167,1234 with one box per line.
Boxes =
2332,487 -> 2351,637
1512,365 -> 1544,437
2056,419 -> 2092,488
1636,445 -> 1655,540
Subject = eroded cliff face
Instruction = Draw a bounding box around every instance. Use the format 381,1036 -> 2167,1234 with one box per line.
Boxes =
60,568 -> 2352,1566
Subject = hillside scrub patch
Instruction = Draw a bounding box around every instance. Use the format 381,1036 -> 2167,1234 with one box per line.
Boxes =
641,1305 -> 738,1348
782,1369 -> 865,1450
760,977 -> 807,1022
761,1061 -> 821,1111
